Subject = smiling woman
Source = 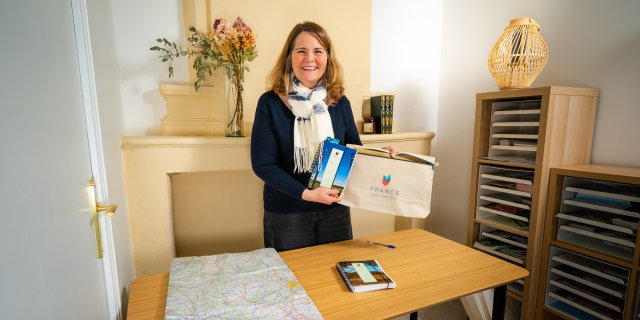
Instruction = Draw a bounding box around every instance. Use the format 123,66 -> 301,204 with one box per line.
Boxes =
251,21 -> 362,252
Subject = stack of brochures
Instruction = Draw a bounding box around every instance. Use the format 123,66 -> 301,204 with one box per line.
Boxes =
307,137 -> 357,196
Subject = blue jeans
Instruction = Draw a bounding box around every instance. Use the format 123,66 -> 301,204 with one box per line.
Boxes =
263,205 -> 353,252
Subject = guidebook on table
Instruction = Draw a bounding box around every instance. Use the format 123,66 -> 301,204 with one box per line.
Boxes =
307,137 -> 358,196
335,260 -> 397,293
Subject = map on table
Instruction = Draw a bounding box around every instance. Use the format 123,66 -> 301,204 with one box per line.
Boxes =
165,248 -> 323,320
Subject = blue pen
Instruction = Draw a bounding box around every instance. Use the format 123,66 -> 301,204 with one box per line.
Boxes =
367,240 -> 396,249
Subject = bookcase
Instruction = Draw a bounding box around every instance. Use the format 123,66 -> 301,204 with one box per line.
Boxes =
466,87 -> 599,319
536,165 -> 640,320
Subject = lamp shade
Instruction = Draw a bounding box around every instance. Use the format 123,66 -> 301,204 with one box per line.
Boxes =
488,17 -> 548,90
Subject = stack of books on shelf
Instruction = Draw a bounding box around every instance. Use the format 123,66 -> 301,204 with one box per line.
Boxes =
369,94 -> 394,134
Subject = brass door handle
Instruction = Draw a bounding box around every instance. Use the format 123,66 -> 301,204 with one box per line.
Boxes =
89,179 -> 118,258
96,203 -> 117,217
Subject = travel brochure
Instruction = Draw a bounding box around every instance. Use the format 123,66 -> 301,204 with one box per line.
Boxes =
307,137 -> 357,197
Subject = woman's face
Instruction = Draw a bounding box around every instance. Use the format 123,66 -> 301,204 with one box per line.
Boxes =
291,31 -> 327,88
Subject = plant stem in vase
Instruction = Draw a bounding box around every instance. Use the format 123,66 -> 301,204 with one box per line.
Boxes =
226,63 -> 245,137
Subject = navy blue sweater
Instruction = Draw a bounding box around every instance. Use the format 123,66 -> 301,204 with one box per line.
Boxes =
251,91 -> 362,213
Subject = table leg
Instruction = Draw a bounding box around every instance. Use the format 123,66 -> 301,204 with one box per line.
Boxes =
492,285 -> 507,320
409,311 -> 418,320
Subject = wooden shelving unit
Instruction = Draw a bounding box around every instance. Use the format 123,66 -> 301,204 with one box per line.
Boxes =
537,165 -> 640,320
466,87 -> 599,319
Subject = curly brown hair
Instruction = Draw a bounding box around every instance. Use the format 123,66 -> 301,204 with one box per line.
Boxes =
266,21 -> 345,105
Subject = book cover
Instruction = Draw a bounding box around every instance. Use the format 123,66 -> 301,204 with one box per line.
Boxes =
307,137 -> 357,196
335,260 -> 396,293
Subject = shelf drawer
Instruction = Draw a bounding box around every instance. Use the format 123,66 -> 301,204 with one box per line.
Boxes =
556,177 -> 640,261
545,247 -> 629,320
475,165 -> 534,232
473,225 -> 529,268
485,99 -> 541,164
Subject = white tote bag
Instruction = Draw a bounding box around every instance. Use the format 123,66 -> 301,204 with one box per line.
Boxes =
340,147 -> 436,218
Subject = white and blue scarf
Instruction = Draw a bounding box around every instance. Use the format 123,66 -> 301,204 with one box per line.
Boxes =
287,77 -> 334,173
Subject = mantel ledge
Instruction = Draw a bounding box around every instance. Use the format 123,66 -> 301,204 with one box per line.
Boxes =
121,132 -> 435,149
360,132 -> 436,143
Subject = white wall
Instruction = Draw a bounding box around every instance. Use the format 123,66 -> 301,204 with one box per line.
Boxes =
371,0 -> 442,133
430,0 -> 640,243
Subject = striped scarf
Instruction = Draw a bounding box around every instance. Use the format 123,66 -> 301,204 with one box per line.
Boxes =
287,77 -> 334,173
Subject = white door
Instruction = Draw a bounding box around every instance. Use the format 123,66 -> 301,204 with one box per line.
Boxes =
0,1 -> 109,319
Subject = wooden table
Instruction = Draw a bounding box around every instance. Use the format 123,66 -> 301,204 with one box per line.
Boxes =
128,229 -> 528,320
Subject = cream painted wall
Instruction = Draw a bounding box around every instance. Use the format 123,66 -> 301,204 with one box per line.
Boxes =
429,0 -> 640,243
111,0 -> 187,135
112,0 -> 370,136
207,0 -> 371,128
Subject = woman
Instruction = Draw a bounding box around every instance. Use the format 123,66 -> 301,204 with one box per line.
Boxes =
250,21 -> 361,251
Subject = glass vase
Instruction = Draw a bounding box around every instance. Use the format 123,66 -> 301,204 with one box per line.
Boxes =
225,64 -> 245,137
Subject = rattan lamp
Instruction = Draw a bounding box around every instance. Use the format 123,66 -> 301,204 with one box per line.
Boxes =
488,17 -> 548,90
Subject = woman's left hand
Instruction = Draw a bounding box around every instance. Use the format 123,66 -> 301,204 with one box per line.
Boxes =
302,187 -> 343,205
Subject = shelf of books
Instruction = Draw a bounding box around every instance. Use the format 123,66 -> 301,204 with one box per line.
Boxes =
467,87 -> 599,319
537,165 -> 640,320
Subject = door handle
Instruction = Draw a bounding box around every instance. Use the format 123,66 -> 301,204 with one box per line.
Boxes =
96,203 -> 117,217
89,179 -> 118,258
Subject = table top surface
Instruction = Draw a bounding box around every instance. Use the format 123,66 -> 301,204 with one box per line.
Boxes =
127,229 -> 528,320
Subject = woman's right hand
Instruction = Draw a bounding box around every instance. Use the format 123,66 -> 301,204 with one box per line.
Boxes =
302,187 -> 342,205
